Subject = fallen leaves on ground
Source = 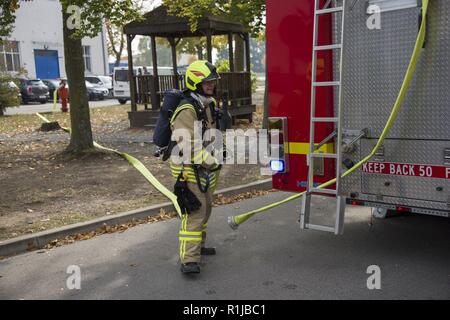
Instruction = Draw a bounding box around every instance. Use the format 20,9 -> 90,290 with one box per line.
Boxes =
40,189 -> 274,251
43,209 -> 176,250
213,189 -> 273,207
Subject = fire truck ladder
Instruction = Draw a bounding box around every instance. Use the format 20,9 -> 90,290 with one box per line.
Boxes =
300,0 -> 346,235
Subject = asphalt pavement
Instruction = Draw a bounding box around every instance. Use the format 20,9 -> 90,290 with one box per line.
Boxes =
0,191 -> 449,300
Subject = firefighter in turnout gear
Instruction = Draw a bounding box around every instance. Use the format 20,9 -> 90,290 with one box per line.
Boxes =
170,60 -> 222,274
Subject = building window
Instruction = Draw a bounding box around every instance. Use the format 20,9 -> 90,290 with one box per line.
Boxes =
0,40 -> 21,72
83,45 -> 92,72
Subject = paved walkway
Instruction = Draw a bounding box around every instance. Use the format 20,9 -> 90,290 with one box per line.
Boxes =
1,191 -> 449,300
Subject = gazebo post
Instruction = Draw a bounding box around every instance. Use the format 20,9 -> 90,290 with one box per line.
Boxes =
127,34 -> 137,112
244,33 -> 253,122
151,35 -> 160,110
228,32 -> 235,72
244,33 -> 251,73
123,5 -> 255,128
168,37 -> 179,89
206,30 -> 213,63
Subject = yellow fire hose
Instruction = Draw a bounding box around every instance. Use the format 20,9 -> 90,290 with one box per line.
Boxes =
35,112 -> 183,218
228,0 -> 429,230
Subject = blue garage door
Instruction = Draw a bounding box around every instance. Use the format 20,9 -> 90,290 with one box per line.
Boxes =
34,50 -> 60,79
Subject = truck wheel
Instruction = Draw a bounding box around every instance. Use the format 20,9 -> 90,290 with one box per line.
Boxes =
118,99 -> 127,105
372,207 -> 395,219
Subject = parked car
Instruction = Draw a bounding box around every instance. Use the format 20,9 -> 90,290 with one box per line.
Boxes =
113,67 -> 136,104
42,79 -> 63,100
85,75 -> 112,98
86,81 -> 108,101
18,78 -> 49,104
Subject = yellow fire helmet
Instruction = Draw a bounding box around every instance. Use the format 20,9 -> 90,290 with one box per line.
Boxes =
185,60 -> 220,92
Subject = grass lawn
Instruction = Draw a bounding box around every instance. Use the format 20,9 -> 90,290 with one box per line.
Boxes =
0,104 -> 268,241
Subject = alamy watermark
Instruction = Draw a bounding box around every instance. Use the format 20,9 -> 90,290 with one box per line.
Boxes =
66,5 -> 81,30
66,265 -> 81,290
366,265 -> 381,290
62,3 -> 385,31
367,5 -> 382,30
169,122 -> 280,176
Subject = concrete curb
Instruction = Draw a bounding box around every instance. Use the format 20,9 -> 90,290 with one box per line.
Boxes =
0,179 -> 273,258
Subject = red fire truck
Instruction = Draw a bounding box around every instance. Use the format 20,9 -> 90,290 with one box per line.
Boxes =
266,0 -> 449,234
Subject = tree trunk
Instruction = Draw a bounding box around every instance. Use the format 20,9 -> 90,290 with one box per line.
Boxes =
62,4 -> 94,153
114,32 -> 125,67
234,34 -> 245,71
0,108 -> 4,116
114,52 -> 121,67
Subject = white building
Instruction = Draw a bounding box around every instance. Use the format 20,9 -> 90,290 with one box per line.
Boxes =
0,0 -> 109,79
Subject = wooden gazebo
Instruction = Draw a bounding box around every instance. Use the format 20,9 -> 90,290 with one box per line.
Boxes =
123,6 -> 255,128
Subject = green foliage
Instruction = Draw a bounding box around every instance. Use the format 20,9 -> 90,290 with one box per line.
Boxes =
106,0 -> 150,66
163,0 -> 265,36
215,59 -> 230,72
250,70 -> 257,94
0,0 -> 19,40
0,70 -> 20,115
177,36 -> 228,57
60,0 -> 142,39
0,0 -> 142,54
216,58 -> 257,93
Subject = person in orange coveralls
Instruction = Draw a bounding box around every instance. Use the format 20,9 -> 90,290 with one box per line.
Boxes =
58,79 -> 69,113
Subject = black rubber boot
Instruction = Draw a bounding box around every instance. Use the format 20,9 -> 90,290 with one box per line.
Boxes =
201,247 -> 216,256
181,262 -> 201,274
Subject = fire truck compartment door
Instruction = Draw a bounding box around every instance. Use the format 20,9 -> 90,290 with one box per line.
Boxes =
360,139 -> 450,203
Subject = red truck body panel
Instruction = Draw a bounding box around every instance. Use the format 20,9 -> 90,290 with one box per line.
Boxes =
267,0 -> 336,192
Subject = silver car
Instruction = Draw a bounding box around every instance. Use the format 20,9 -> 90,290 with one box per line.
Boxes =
85,75 -> 113,98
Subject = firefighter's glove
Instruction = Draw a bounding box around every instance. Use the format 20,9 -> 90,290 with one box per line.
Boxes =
174,178 -> 202,215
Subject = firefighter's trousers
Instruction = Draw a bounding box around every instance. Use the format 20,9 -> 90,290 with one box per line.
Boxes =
179,182 -> 213,264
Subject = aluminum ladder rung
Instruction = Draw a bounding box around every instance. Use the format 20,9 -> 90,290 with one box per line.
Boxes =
316,7 -> 343,15
314,44 -> 342,51
310,152 -> 338,159
304,224 -> 336,233
312,117 -> 338,123
313,81 -> 340,87
302,0 -> 347,236
310,188 -> 337,195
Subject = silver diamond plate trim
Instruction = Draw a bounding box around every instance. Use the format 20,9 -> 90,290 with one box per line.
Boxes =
337,0 -> 450,213
339,0 -> 450,140
341,139 -> 449,210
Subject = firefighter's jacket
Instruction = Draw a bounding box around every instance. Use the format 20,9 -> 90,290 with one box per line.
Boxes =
169,95 -> 220,191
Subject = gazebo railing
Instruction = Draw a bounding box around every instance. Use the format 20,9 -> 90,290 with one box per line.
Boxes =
134,74 -> 185,107
133,71 -> 252,109
216,72 -> 252,107
159,74 -> 185,92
